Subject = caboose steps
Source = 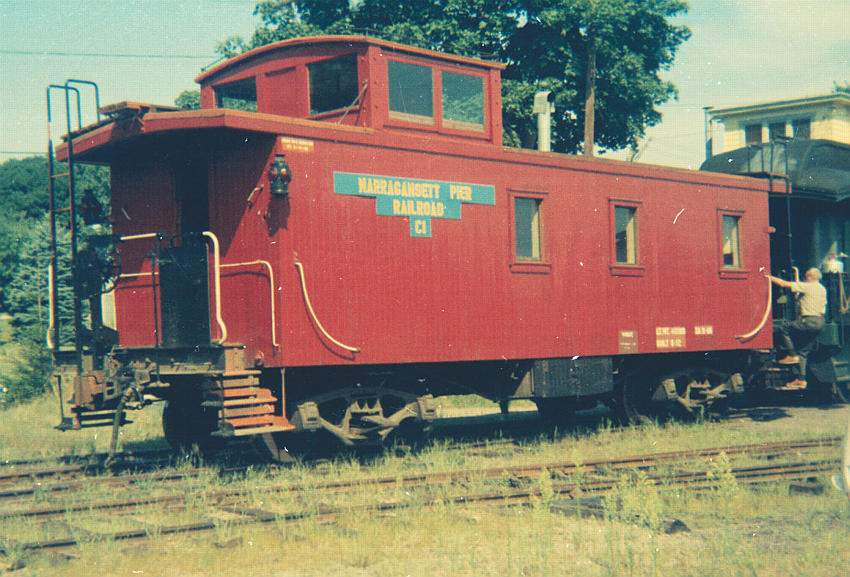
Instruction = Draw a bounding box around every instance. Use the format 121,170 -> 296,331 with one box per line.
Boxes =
203,396 -> 279,408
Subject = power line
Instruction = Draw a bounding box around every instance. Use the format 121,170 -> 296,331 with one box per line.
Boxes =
0,49 -> 212,60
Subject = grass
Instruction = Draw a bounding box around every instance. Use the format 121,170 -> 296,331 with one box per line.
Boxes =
0,394 -> 167,462
1,396 -> 849,575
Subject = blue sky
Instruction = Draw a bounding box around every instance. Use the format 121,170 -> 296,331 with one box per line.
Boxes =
1,0 -> 848,168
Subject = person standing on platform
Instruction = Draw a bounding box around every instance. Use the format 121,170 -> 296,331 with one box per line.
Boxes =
767,268 -> 827,389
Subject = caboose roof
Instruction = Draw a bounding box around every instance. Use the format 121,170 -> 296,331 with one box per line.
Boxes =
195,34 -> 506,84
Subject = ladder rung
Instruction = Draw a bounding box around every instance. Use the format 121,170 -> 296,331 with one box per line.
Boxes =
55,207 -> 71,213
51,172 -> 71,178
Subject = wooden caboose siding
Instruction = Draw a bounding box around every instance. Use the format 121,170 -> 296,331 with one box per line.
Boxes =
264,136 -> 772,368
69,107 -> 773,367
109,154 -> 179,348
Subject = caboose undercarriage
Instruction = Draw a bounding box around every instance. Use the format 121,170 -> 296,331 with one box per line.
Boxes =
54,337 -> 756,461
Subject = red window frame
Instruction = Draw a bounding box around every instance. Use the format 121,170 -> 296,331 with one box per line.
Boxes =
608,199 -> 645,277
717,209 -> 748,279
384,52 -> 491,140
508,189 -> 550,275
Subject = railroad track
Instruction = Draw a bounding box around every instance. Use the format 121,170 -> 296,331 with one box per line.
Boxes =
0,436 -> 838,520
0,431 -> 530,502
0,436 -> 840,554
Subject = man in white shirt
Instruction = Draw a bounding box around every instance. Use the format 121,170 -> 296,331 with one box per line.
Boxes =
767,267 -> 827,389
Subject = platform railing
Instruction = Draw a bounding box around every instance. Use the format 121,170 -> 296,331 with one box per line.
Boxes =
114,231 -> 279,348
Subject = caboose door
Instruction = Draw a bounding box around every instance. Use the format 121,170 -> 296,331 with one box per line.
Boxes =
158,161 -> 212,348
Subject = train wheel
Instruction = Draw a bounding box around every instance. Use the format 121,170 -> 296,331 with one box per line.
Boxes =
610,381 -> 655,426
162,397 -> 225,456
535,398 -> 577,424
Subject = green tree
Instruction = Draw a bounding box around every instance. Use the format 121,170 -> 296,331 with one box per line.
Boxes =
175,89 -> 201,110
835,82 -> 849,94
4,214 -> 74,348
226,0 -> 690,153
1,215 -> 75,402
0,156 -> 110,312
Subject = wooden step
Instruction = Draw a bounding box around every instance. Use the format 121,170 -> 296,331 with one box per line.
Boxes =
213,416 -> 295,438
223,404 -> 276,418
229,422 -> 296,437
218,378 -> 260,389
221,387 -> 274,399
226,415 -> 277,429
222,370 -> 261,378
203,396 -> 279,408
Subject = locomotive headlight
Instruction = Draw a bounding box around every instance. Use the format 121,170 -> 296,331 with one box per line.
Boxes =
269,154 -> 292,198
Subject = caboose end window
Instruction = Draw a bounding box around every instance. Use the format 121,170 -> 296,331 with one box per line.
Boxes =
388,60 -> 434,125
215,77 -> 258,111
308,54 -> 359,115
721,214 -> 742,268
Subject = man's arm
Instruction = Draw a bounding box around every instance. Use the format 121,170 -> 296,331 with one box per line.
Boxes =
767,275 -> 794,289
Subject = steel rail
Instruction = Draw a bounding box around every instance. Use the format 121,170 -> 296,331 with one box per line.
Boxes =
1,437 -> 839,521
2,458 -> 838,554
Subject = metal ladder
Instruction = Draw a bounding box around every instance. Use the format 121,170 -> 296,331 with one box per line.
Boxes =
46,80 -> 101,422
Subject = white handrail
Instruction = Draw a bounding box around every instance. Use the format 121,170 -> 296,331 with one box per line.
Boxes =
119,232 -> 159,242
294,260 -> 360,353
220,260 -> 279,348
119,271 -> 157,279
46,265 -> 55,350
735,275 -> 772,341
202,231 -> 227,344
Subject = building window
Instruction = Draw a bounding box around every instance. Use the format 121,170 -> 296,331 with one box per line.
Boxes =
514,197 -> 542,261
441,71 -> 484,131
769,122 -> 787,140
745,124 -> 762,145
388,60 -> 434,124
792,118 -> 811,139
721,215 -> 742,268
614,206 -> 638,264
215,77 -> 257,111
308,55 -> 359,115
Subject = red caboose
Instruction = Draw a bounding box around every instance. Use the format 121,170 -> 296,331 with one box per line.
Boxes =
51,36 -> 773,456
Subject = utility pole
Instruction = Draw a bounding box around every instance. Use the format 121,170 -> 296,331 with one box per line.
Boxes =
583,37 -> 597,157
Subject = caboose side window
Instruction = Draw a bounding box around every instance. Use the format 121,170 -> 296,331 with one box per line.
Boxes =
441,71 -> 484,131
722,215 -> 742,268
215,77 -> 258,111
388,60 -> 434,124
308,54 -> 359,115
514,197 -> 542,261
614,206 -> 638,265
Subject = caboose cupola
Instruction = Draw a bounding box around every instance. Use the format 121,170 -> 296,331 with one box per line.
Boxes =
195,35 -> 505,145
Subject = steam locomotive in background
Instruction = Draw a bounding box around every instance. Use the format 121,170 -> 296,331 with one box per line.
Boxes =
44,36 -> 849,460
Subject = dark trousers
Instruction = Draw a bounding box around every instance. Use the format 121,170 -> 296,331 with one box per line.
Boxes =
777,316 -> 825,377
